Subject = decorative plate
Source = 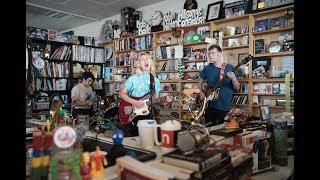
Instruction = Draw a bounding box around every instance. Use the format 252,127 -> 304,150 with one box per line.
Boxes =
268,41 -> 282,53
100,20 -> 113,40
33,57 -> 45,69
53,126 -> 77,149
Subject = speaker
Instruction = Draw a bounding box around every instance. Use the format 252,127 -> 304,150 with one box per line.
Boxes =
177,127 -> 210,154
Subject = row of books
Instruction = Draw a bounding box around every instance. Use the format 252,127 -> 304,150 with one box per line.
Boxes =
114,53 -> 131,66
232,95 -> 248,105
36,78 -> 68,91
239,83 -> 249,93
114,38 -> 131,52
155,46 -> 175,59
50,45 -> 72,60
253,96 -> 294,107
40,61 -> 70,78
72,45 -> 105,63
131,35 -> 153,50
253,83 -> 294,94
183,47 -> 207,60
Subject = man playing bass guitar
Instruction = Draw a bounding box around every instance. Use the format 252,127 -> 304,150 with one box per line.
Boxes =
199,45 -> 240,125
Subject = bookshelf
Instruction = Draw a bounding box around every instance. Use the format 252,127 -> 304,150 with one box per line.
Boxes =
28,37 -> 74,115
249,5 -> 294,116
70,44 -> 105,95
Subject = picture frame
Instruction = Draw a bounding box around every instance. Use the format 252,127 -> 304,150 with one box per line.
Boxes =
269,16 -> 286,29
254,39 -> 265,54
206,1 -> 224,22
260,105 -> 271,121
254,19 -> 269,32
47,29 -> 57,41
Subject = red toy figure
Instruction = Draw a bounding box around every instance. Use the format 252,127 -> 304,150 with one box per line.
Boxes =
90,146 -> 107,179
81,152 -> 91,180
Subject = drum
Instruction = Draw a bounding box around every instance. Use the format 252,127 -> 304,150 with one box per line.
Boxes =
100,95 -> 119,119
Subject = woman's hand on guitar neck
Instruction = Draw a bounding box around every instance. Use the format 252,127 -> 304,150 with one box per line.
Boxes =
132,100 -> 145,108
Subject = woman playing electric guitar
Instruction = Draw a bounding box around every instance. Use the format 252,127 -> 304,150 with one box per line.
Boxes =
118,52 -> 165,137
199,45 -> 240,126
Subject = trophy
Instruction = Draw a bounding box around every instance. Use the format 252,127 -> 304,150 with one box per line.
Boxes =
180,88 -> 207,123
178,88 -> 211,154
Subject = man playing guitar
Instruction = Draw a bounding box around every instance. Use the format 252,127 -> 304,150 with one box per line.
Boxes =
119,52 -> 162,137
199,45 -> 240,125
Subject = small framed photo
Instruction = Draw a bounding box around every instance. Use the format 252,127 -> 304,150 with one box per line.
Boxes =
47,29 -> 57,41
269,16 -> 285,29
254,39 -> 265,54
206,1 -> 224,22
260,105 -> 271,121
254,19 -> 269,32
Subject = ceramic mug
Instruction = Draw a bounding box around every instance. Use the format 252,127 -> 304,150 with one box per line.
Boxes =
154,120 -> 181,148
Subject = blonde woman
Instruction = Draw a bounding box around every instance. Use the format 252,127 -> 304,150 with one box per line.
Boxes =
119,52 -> 162,136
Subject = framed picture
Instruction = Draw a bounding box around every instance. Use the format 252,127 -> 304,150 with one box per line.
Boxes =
254,19 -> 269,32
269,16 -> 285,29
260,105 -> 271,121
254,39 -> 265,54
252,57 -> 271,72
47,29 -> 57,41
206,1 -> 223,22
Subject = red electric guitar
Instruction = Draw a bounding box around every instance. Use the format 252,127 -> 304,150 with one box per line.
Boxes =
118,93 -> 173,125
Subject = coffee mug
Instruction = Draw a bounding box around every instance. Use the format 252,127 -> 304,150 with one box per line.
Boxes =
154,120 -> 181,148
137,119 -> 158,148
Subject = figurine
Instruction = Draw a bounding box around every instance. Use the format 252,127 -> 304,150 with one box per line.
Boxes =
112,128 -> 124,145
81,152 -> 91,180
90,146 -> 107,178
108,128 -> 127,166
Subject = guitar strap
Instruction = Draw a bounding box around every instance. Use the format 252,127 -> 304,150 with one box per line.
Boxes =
219,63 -> 226,81
149,73 -> 155,118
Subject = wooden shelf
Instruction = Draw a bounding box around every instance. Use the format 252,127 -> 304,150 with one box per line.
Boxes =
77,44 -> 104,49
156,58 -> 177,62
233,104 -> 249,107
181,59 -> 207,63
253,93 -> 294,96
222,33 -> 249,39
36,90 -> 69,93
160,91 -> 180,93
156,70 -> 178,73
222,45 -> 249,50
180,80 -> 199,83
252,78 -> 294,82
42,58 -> 70,62
252,4 -> 294,17
160,80 -> 180,83
115,65 -> 132,68
234,93 -> 248,95
115,50 -> 132,53
184,69 -> 201,72
115,73 -> 131,75
252,105 -> 294,109
253,51 -> 294,57
215,15 -> 249,24
183,41 -> 207,46
72,61 -> 105,65
131,33 -> 153,39
134,48 -> 153,52
28,37 -> 75,46
252,27 -> 294,36
158,43 -> 180,47
238,79 -> 249,82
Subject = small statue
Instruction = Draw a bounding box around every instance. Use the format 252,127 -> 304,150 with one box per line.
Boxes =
108,128 -> 127,166
81,152 -> 91,180
90,146 -> 108,179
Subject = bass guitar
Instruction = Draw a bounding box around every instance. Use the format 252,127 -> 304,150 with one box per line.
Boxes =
205,54 -> 253,102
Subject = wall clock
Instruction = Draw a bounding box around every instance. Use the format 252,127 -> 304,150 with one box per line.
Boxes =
100,20 -> 113,40
150,10 -> 163,27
